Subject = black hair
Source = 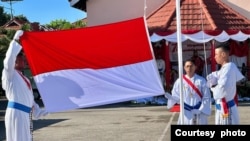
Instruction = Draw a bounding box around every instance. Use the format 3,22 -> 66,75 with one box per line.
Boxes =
184,58 -> 196,66
216,42 -> 230,53
17,50 -> 24,57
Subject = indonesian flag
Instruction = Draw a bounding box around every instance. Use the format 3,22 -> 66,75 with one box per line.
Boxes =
20,17 -> 165,112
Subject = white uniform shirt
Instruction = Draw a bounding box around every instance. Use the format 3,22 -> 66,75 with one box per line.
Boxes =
211,62 -> 244,101
170,74 -> 211,124
2,40 -> 34,141
211,62 -> 244,124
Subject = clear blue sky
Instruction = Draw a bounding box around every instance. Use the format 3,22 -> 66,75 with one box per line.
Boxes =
0,0 -> 87,25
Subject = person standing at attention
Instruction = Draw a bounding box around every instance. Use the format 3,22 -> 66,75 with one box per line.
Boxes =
165,59 -> 212,124
2,30 -> 48,141
207,42 -> 245,125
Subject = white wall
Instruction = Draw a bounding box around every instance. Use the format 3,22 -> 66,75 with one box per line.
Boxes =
86,0 -> 166,26
85,0 -> 250,26
222,0 -> 250,20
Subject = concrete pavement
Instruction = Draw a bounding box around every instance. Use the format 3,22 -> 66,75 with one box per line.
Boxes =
1,98 -> 250,141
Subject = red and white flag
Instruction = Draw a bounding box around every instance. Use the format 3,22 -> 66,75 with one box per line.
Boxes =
20,17 -> 165,112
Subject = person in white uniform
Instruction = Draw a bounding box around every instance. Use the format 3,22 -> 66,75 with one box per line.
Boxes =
165,59 -> 212,124
207,42 -> 245,125
2,30 -> 48,141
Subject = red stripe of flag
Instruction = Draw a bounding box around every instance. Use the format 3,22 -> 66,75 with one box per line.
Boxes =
20,17 -> 153,76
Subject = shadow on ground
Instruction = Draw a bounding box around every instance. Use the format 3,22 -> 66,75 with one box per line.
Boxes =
0,119 -> 67,141
238,102 -> 250,106
0,96 -> 67,141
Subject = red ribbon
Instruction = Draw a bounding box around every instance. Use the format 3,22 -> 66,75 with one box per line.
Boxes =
18,71 -> 31,90
183,75 -> 202,99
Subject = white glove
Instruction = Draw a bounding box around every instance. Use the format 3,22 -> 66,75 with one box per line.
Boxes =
206,72 -> 216,80
164,92 -> 178,101
13,30 -> 24,40
191,109 -> 201,115
206,73 -> 218,87
207,77 -> 218,88
164,92 -> 172,99
32,102 -> 49,120
165,92 -> 179,109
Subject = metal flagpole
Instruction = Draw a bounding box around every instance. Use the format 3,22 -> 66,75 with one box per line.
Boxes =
175,0 -> 184,124
1,0 -> 23,19
144,0 -> 147,18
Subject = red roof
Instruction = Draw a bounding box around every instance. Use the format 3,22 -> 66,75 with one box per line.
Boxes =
1,18 -> 28,30
146,0 -> 250,33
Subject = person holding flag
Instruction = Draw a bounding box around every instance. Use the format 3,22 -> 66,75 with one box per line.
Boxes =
2,30 -> 48,141
165,59 -> 212,125
207,42 -> 245,125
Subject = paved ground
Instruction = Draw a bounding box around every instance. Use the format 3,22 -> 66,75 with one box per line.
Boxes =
1,98 -> 250,141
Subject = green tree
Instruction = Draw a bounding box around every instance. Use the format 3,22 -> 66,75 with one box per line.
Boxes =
21,23 -> 31,31
46,19 -> 86,30
72,20 -> 87,28
0,23 -> 31,57
46,19 -> 72,30
0,36 -> 9,55
15,14 -> 29,23
0,6 -> 11,26
0,29 -> 16,56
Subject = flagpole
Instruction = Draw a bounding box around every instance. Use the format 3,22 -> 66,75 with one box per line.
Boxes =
176,0 -> 184,124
